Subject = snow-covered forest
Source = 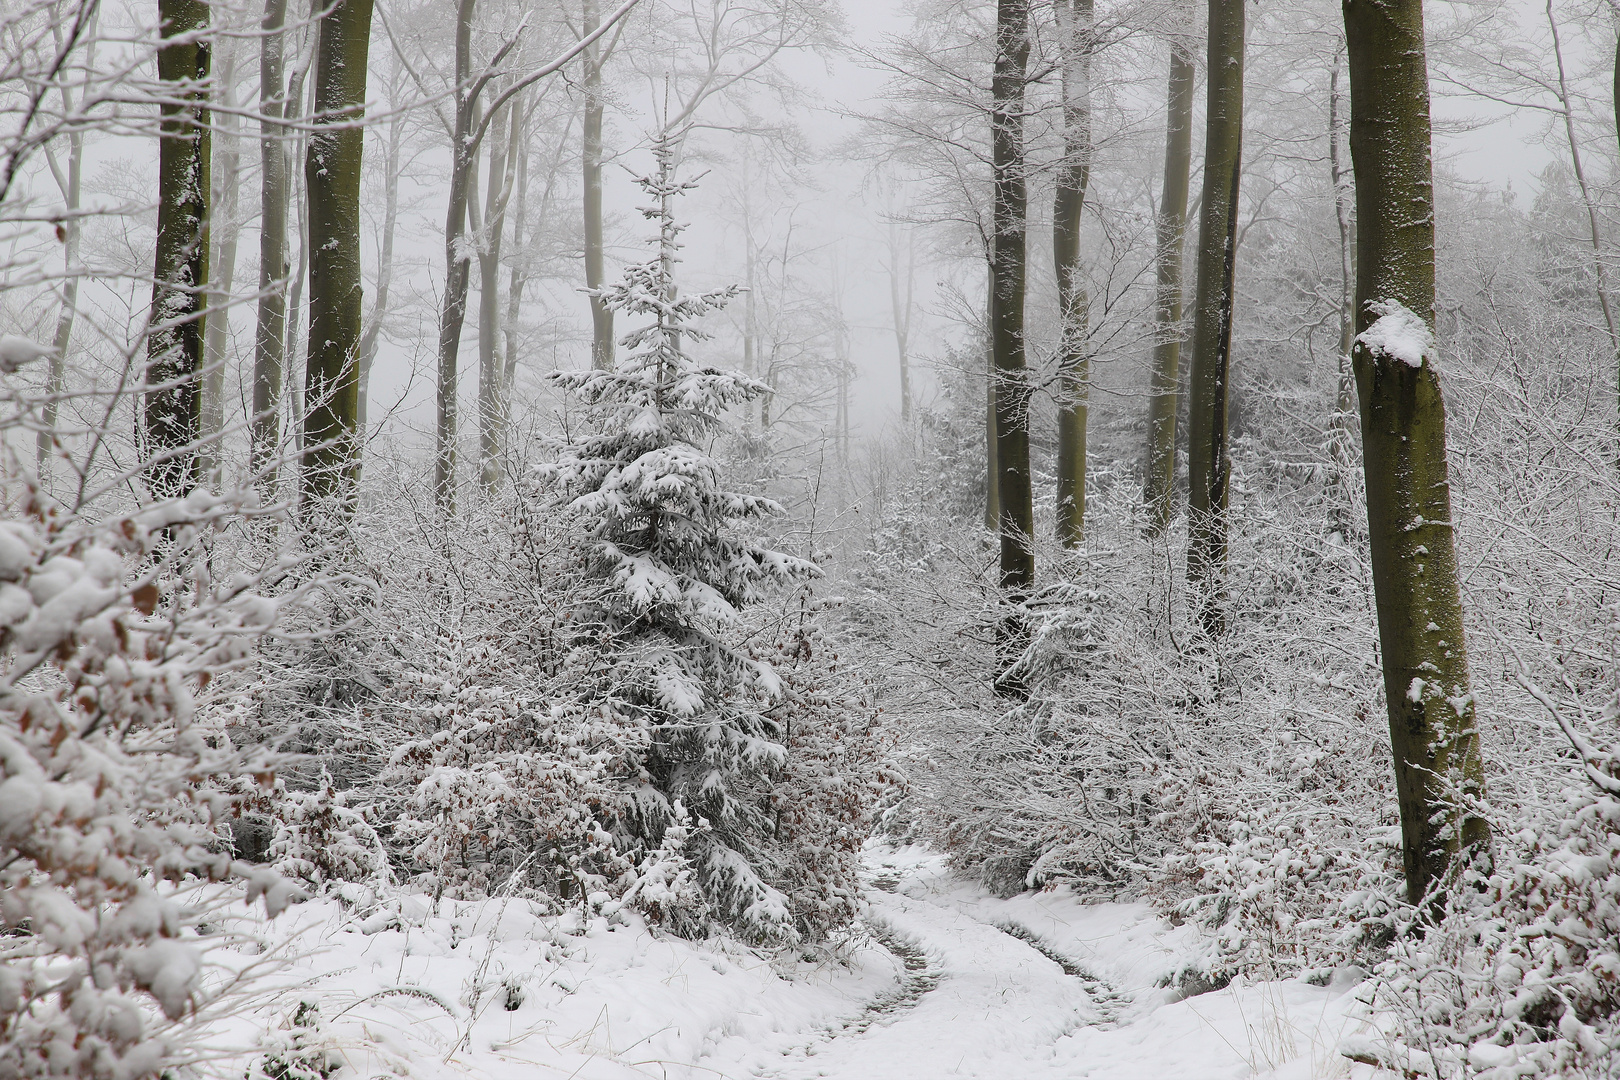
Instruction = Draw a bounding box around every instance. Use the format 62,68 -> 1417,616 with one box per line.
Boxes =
2,0 -> 1619,1074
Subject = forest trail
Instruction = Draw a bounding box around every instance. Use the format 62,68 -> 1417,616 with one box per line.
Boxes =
239,846 -> 1380,1080
713,847 -> 1376,1080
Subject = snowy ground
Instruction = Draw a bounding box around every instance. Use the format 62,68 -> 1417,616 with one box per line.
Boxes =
206,846 -> 1387,1079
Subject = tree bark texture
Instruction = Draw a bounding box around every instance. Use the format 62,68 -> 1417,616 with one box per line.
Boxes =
984,359 -> 999,530
254,0 -> 290,489
1185,0 -> 1244,633
1143,38 -> 1195,536
1344,0 -> 1490,909
583,0 -> 614,371
301,0 -> 373,512
145,0 -> 211,500
1053,0 -> 1092,549
991,0 -> 1034,592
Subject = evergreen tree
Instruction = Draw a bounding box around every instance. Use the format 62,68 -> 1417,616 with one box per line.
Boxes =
539,131 -> 818,941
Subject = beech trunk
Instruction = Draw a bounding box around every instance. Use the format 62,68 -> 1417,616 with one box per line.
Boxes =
301,0 -> 374,512
1053,0 -> 1093,548
1143,38 -> 1195,535
990,0 -> 1034,592
1185,0 -> 1245,634
1344,0 -> 1490,908
145,0 -> 211,500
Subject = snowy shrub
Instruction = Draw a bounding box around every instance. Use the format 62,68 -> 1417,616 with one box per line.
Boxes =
536,131 -> 821,941
268,773 -> 390,891
254,467 -> 655,909
0,474 -> 304,1079
249,1000 -> 339,1080
1354,696 -> 1620,1079
760,610 -> 893,943
380,633 -> 642,904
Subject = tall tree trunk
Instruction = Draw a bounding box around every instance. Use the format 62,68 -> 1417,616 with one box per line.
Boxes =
1185,0 -> 1245,634
202,40 -> 241,489
583,0 -> 614,370
502,132 -> 529,402
745,216 -> 759,425
1143,37 -> 1195,535
984,289 -> 999,530
253,0 -> 289,490
1053,0 -> 1092,549
1344,0 -> 1490,910
836,349 -> 850,461
761,344 -> 776,428
1328,56 -> 1359,541
478,96 -> 520,493
38,128 -> 82,481
991,0 -> 1034,592
285,23 -> 314,462
358,103 -> 404,434
888,221 -> 914,426
435,0 -> 478,512
301,0 -> 374,512
145,0 -> 211,500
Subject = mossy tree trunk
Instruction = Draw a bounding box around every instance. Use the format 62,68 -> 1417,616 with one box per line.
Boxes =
301,0 -> 373,513
1143,36 -> 1195,536
991,0 -> 1034,592
1344,0 -> 1490,909
1185,0 -> 1244,634
1053,0 -> 1093,549
145,0 -> 211,500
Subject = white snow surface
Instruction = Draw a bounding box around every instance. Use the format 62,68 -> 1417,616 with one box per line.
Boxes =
1356,299 -> 1435,368
207,845 -> 1384,1079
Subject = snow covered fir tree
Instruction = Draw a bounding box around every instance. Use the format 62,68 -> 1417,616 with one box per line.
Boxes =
4,0 -> 1620,1075
533,129 -> 846,942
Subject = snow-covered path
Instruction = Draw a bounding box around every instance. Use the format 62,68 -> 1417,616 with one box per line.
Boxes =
223,846 -> 1381,1080
710,848 -> 1374,1080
